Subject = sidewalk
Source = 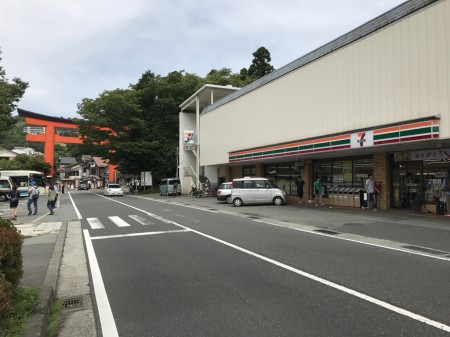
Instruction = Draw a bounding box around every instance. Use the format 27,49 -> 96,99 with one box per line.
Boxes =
10,191 -> 450,337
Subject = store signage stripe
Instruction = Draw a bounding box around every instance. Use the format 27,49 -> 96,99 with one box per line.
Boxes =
400,127 -> 431,137
229,119 -> 440,162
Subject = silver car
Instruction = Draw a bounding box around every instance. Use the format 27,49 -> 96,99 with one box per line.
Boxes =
104,183 -> 123,196
231,177 -> 286,207
216,182 -> 232,203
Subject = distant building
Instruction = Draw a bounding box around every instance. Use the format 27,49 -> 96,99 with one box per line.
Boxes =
12,147 -> 43,156
0,148 -> 17,161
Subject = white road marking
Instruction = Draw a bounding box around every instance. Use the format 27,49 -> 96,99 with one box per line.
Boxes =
87,217 -> 105,229
128,214 -> 154,225
91,229 -> 191,240
83,229 -> 119,337
170,221 -> 450,334
86,195 -> 450,333
108,216 -> 130,227
68,192 -> 83,219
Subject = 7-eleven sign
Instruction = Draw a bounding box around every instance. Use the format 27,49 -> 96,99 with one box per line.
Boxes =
351,130 -> 374,148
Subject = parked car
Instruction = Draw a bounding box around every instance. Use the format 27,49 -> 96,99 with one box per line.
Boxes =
159,178 -> 181,196
78,183 -> 89,191
0,176 -> 13,202
216,182 -> 232,203
104,183 -> 123,196
231,177 -> 286,207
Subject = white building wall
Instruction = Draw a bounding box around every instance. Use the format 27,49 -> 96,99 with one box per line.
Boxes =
200,0 -> 450,166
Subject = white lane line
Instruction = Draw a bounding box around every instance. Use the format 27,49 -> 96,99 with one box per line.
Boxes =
109,216 -> 130,227
69,192 -> 83,219
128,215 -> 154,225
83,229 -> 119,337
90,196 -> 450,332
91,229 -> 191,240
170,221 -> 450,334
87,217 -> 105,229
254,219 -> 450,262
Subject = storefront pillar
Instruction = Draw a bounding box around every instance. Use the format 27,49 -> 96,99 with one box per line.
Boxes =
302,160 -> 313,202
373,152 -> 390,210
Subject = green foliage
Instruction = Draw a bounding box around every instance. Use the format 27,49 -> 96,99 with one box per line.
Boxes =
0,48 -> 29,130
0,218 -> 23,322
0,154 -> 52,175
0,286 -> 40,337
0,116 -> 44,153
247,46 -> 275,80
75,47 -> 275,182
47,298 -> 62,337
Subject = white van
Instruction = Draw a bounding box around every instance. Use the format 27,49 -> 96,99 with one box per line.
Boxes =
231,177 -> 286,207
159,178 -> 181,196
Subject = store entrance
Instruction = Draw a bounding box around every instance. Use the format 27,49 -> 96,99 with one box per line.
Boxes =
392,161 -> 423,209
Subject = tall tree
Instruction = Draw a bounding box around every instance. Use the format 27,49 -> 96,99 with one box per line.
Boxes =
77,71 -> 202,181
0,48 -> 29,130
247,46 -> 275,80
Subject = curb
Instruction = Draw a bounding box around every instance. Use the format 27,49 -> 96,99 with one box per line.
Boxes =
23,221 -> 68,337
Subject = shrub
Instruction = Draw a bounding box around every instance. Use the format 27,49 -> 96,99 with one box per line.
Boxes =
0,218 -> 23,319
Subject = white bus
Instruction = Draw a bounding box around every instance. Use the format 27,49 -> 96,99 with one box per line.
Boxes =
0,170 -> 46,198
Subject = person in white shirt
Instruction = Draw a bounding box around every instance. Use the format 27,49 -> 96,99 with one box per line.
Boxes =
363,173 -> 378,211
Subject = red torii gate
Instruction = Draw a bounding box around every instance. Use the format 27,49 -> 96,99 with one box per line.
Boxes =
18,108 -> 116,181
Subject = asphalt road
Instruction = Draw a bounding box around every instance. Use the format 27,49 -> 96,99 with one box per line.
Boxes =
69,191 -> 450,337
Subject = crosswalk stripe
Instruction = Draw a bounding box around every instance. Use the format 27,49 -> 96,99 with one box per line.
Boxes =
108,216 -> 130,227
87,217 -> 105,229
128,215 -> 154,225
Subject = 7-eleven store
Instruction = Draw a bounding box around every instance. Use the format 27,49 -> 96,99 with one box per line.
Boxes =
179,0 -> 450,213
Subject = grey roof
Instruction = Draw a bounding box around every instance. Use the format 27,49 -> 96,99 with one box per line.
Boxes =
202,0 -> 438,115
60,157 -> 77,164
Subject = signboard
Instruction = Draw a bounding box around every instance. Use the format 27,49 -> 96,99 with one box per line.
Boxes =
351,130 -> 374,148
395,148 -> 450,161
140,171 -> 152,186
183,130 -> 195,150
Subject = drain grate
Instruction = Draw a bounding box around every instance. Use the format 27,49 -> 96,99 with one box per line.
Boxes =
402,245 -> 448,256
62,296 -> 83,310
314,229 -> 341,235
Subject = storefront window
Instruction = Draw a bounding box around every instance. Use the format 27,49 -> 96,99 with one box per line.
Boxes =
353,158 -> 373,188
264,163 -> 299,195
314,157 -> 372,188
242,165 -> 256,177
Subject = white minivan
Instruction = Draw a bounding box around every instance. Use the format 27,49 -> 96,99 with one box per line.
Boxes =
231,177 -> 286,207
159,178 -> 181,196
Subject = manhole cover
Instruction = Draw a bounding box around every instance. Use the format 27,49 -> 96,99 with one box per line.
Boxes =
62,296 -> 83,310
314,229 -> 341,235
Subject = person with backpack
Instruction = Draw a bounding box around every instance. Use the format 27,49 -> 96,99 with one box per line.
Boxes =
9,184 -> 19,220
47,184 -> 57,215
27,181 -> 40,215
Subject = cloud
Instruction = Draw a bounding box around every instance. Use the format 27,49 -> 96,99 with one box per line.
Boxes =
0,0 -> 405,118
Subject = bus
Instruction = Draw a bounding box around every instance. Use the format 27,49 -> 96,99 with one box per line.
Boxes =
0,170 -> 46,198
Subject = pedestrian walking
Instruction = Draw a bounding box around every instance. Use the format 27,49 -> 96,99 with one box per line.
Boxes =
47,185 -> 57,215
172,182 -> 178,197
295,176 -> 305,204
313,176 -> 325,206
362,173 -> 378,211
52,183 -> 59,209
27,181 -> 40,215
9,184 -> 19,220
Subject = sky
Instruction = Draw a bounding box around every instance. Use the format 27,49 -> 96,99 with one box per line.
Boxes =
1,0 -> 406,119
